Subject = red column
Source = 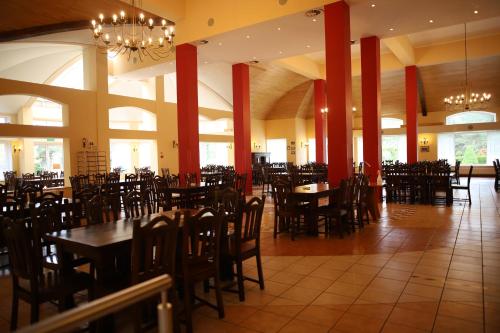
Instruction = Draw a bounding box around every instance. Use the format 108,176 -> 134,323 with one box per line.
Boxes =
361,36 -> 382,182
405,65 -> 418,164
232,63 -> 253,194
314,80 -> 326,163
324,0 -> 353,186
176,44 -> 200,181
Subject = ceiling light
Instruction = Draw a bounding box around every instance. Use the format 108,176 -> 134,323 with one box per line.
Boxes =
279,51 -> 283,54
389,28 -> 394,31
305,9 -> 322,17
352,107 -> 357,112
204,61 -> 208,64
90,5 -> 175,62
371,4 -> 376,8
312,18 -> 317,22
443,23 -> 492,111
246,35 -> 251,39
249,60 -> 259,64
306,45 -> 311,48
277,27 -> 281,31
198,40 -> 209,45
474,10 -> 479,14
252,56 -> 257,60
429,19 -> 434,23
218,42 -> 222,46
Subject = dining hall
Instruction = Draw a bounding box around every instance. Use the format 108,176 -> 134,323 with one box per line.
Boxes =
1,0 -> 500,332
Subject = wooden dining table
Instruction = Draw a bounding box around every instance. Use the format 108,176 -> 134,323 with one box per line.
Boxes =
290,183 -> 336,235
165,182 -> 211,208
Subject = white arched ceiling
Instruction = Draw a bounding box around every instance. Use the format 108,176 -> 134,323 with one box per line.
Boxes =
164,72 -> 232,112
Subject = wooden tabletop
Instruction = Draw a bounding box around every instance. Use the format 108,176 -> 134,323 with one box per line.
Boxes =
293,183 -> 335,195
46,209 -> 200,249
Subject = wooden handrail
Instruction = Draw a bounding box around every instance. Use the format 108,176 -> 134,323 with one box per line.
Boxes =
17,274 -> 173,333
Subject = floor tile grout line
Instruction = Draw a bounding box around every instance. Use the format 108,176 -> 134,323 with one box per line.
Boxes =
377,201 -> 466,333
429,197 -> 468,332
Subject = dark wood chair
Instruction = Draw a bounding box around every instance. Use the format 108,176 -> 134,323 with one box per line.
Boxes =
125,173 -> 138,182
234,173 -> 247,198
179,208 -> 224,333
229,196 -> 265,301
271,180 -> 306,240
94,173 -> 107,185
494,160 -> 500,192
2,217 -> 93,331
22,173 -> 35,180
131,214 -> 180,333
86,194 -> 106,225
317,180 -> 350,237
451,165 -> 473,205
123,190 -> 145,218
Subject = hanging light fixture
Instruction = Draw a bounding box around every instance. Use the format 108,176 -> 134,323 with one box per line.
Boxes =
444,23 -> 492,111
90,0 -> 175,62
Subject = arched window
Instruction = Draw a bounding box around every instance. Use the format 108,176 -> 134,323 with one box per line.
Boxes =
109,107 -> 157,131
0,95 -> 66,127
381,117 -> 404,129
445,111 -> 496,125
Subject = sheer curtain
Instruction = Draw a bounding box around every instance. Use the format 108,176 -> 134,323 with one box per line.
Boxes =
437,133 -> 455,164
0,140 -> 13,180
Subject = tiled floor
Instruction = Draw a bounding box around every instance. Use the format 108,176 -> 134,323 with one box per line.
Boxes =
1,178 -> 499,332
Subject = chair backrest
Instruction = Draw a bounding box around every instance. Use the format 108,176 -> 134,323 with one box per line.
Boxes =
183,208 -> 222,266
124,190 -> 145,218
125,173 -> 138,182
1,195 -> 24,219
131,213 -> 179,284
212,187 -> 241,220
161,167 -> 170,178
19,183 -> 43,204
30,199 -> 64,234
168,174 -> 180,187
86,194 -> 105,225
185,172 -> 198,185
271,180 -> 291,212
234,196 -> 265,245
2,217 -> 40,283
22,173 -> 35,180
234,173 -> 247,195
106,172 -> 120,183
34,191 -> 63,205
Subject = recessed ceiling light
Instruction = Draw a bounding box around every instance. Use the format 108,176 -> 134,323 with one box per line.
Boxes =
429,19 -> 434,23
252,56 -> 257,60
218,42 -> 222,46
249,60 -> 259,64
198,39 -> 209,45
474,10 -> 479,14
312,18 -> 317,22
277,27 -> 281,31
306,45 -> 311,48
246,35 -> 251,39
279,51 -> 283,54
371,4 -> 376,8
389,28 -> 394,31
305,9 -> 322,17
204,61 -> 208,64
352,107 -> 357,111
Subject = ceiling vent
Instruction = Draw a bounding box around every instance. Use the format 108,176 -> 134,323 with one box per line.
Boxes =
198,40 -> 209,45
305,9 -> 322,17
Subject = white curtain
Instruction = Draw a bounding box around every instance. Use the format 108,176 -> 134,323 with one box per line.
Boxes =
0,140 -> 13,180
437,133 -> 455,164
487,131 -> 500,163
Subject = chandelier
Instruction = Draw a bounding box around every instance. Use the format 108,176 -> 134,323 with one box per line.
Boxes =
90,0 -> 175,62
444,23 -> 491,111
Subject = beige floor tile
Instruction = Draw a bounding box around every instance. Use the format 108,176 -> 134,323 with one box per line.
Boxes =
280,286 -> 323,304
403,283 -> 443,300
347,303 -> 394,320
387,306 -> 436,331
259,280 -> 292,297
325,281 -> 366,298
334,312 -> 386,333
368,277 -> 407,294
268,271 -> 306,285
261,297 -> 305,318
239,310 -> 291,333
433,315 -> 484,333
377,267 -> 413,282
438,301 -> 483,323
296,305 -> 344,327
381,322 -> 429,333
358,287 -> 401,304
295,276 -> 334,292
278,318 -> 331,333
312,292 -> 356,307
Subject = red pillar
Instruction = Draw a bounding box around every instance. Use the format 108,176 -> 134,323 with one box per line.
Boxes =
405,65 -> 418,164
232,63 -> 253,194
361,36 -> 382,182
324,1 -> 353,186
314,80 -> 326,163
176,44 -> 200,181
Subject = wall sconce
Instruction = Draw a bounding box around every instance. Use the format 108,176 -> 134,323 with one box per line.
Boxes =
320,107 -> 328,114
13,145 -> 22,153
160,152 -> 164,159
253,142 -> 261,149
226,143 -> 233,149
132,146 -> 138,153
172,140 -> 179,148
82,137 -> 87,149
420,137 -> 429,146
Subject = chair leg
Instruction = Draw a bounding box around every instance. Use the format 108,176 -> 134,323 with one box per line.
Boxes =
256,251 -> 265,290
213,273 -> 225,319
183,281 -> 193,333
203,279 -> 210,293
30,300 -> 40,324
236,259 -> 245,301
273,215 -> 278,239
468,189 -> 471,205
10,291 -> 18,331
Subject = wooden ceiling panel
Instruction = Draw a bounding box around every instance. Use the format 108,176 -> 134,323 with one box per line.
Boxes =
0,0 -> 160,42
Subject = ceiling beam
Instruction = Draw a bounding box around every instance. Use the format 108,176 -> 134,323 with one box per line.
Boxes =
383,35 -> 416,66
273,55 -> 322,80
0,21 -> 88,42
